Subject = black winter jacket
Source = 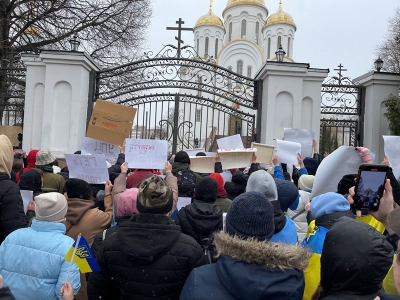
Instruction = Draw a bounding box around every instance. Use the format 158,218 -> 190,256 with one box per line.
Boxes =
0,173 -> 27,244
175,201 -> 223,245
87,213 -> 206,300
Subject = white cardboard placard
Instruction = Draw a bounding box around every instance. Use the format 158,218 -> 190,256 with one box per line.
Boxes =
383,135 -> 400,180
283,128 -> 316,158
20,190 -> 33,214
218,148 -> 257,169
252,143 -> 275,164
125,138 -> 168,170
217,134 -> 244,150
275,140 -> 301,166
189,156 -> 215,174
81,137 -> 120,165
65,154 -> 109,184
184,148 -> 206,156
177,197 -> 192,210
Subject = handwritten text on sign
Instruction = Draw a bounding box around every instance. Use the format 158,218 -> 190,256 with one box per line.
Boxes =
81,137 -> 120,165
65,154 -> 109,184
125,139 -> 168,170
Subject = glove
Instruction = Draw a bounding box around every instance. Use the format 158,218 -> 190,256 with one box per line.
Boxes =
356,147 -> 372,162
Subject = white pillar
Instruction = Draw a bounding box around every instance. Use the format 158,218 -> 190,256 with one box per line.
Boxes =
354,71 -> 400,162
21,51 -> 100,157
255,62 -> 328,150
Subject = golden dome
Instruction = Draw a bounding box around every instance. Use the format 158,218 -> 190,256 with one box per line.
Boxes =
194,8 -> 224,30
225,0 -> 266,10
264,1 -> 296,29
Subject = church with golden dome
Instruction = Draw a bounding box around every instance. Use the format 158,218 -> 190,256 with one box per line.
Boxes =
193,0 -> 296,77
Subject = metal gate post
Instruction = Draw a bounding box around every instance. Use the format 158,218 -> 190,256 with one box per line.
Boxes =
172,94 -> 180,154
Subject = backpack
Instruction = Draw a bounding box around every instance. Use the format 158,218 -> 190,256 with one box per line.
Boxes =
176,169 -> 198,198
201,236 -> 217,264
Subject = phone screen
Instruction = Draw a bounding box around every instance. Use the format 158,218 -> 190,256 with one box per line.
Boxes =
355,169 -> 386,210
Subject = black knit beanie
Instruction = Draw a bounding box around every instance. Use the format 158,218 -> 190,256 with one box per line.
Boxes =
226,191 -> 275,241
175,151 -> 190,164
195,177 -> 217,203
65,178 -> 92,200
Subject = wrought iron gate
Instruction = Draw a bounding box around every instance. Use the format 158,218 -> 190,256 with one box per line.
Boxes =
320,65 -> 364,153
94,44 -> 260,154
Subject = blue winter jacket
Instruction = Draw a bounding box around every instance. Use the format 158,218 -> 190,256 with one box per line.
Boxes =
0,219 -> 81,300
180,231 -> 311,300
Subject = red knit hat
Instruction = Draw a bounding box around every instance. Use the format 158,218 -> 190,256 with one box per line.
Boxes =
209,173 -> 224,189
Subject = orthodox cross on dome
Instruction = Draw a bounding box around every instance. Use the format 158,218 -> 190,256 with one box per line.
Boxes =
210,0 -> 213,9
166,18 -> 193,58
334,63 -> 347,85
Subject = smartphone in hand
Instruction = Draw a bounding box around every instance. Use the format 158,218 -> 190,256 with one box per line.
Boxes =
353,164 -> 389,211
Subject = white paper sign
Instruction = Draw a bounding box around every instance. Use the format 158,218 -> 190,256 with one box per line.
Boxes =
284,128 -> 316,158
311,146 -> 363,198
20,190 -> 33,214
218,148 -> 257,169
217,134 -> 244,150
189,156 -> 215,174
185,148 -> 206,156
383,135 -> 400,180
252,143 -> 275,164
125,138 -> 168,170
65,154 -> 109,184
177,197 -> 192,210
275,140 -> 301,166
81,137 -> 120,165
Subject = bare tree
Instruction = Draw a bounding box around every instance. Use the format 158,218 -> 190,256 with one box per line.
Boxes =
0,0 -> 152,124
375,7 -> 400,73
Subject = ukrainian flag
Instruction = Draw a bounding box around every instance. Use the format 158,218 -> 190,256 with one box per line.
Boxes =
65,234 -> 100,273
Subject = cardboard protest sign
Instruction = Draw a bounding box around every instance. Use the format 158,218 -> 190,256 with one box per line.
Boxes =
0,126 -> 22,147
185,148 -> 206,156
311,146 -> 363,198
65,154 -> 109,184
252,143 -> 275,164
20,190 -> 33,214
189,156 -> 216,174
125,138 -> 168,170
217,134 -> 244,150
275,140 -> 301,166
86,99 -> 137,146
81,137 -> 120,165
283,128 -> 316,158
217,148 -> 257,169
383,135 -> 400,180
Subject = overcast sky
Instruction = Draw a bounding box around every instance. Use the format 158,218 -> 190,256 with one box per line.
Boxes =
145,0 -> 399,80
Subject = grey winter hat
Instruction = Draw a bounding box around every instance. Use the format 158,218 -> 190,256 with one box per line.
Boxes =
246,170 -> 278,201
226,191 -> 275,241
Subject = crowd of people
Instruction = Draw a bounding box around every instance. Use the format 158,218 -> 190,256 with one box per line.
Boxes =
1,133 -> 400,299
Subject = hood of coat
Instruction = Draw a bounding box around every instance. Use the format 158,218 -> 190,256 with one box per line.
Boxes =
117,214 -> 181,265
231,171 -> 247,184
171,162 -> 190,174
321,217 -> 393,296
183,202 -> 223,234
19,169 -> 42,196
214,231 -> 311,271
26,150 -> 39,169
0,135 -> 13,177
65,198 -> 95,225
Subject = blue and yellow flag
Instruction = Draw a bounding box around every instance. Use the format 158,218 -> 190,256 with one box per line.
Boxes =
64,234 -> 100,273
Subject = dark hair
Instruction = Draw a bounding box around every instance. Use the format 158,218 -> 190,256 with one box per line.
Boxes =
12,158 -> 23,171
311,285 -> 326,300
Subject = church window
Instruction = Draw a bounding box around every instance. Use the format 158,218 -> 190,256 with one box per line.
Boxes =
241,20 -> 246,38
267,37 -> 271,59
255,22 -> 259,44
229,23 -> 232,41
214,39 -> 218,58
196,39 -> 199,53
197,76 -> 202,97
247,66 -> 252,78
237,60 -> 243,75
287,37 -> 291,57
277,36 -> 281,49
205,37 -> 209,56
196,109 -> 201,122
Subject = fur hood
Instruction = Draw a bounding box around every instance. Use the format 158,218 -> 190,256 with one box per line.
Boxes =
214,231 -> 311,271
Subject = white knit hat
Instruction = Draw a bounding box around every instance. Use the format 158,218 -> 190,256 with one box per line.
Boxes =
298,175 -> 315,191
34,192 -> 68,222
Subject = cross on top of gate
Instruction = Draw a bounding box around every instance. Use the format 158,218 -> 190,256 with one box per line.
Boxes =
166,18 -> 193,59
334,63 -> 347,85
